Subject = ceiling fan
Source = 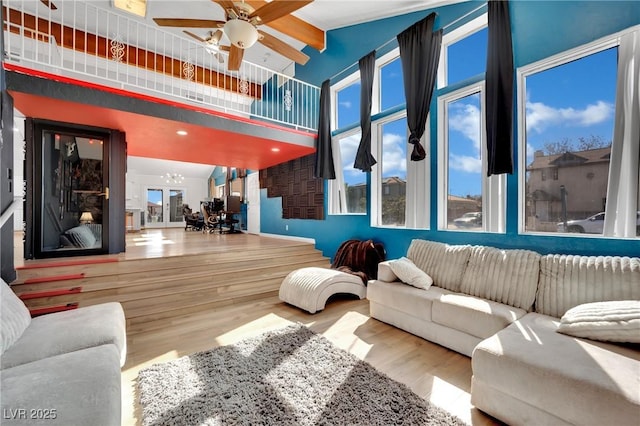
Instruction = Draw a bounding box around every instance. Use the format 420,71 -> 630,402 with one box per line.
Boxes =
153,0 -> 313,71
183,29 -> 230,64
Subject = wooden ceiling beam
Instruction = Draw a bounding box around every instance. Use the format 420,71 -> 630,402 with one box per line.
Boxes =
245,0 -> 325,51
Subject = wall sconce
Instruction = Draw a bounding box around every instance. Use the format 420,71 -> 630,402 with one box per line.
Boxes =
80,211 -> 94,224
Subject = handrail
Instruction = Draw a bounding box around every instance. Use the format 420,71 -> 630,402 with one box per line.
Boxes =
2,0 -> 320,131
0,197 -> 22,228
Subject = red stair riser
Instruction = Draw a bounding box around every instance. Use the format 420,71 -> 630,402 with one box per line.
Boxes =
19,287 -> 83,300
23,273 -> 85,284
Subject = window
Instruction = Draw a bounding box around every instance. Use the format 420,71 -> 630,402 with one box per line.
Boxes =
448,27 -> 488,85
329,50 -> 430,227
438,83 -> 505,232
334,78 -> 360,130
328,130 -> 366,215
379,53 -> 405,111
369,110 -> 430,229
520,43 -> 618,235
438,14 -> 488,89
374,115 -> 408,227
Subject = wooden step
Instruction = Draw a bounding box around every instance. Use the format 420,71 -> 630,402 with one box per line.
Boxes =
12,252 -> 329,294
20,258 -> 329,309
15,244 -> 321,282
14,234 -> 332,330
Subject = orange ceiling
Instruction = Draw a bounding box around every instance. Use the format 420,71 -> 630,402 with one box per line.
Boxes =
8,69 -> 316,171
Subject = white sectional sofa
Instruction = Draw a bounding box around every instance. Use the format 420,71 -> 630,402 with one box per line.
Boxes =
0,279 -> 126,425
367,239 -> 640,425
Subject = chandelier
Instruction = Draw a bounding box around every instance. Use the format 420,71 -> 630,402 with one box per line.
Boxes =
162,172 -> 184,184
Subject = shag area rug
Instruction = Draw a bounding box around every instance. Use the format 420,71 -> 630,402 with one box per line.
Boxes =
138,323 -> 468,426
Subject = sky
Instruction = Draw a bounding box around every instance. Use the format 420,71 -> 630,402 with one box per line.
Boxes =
334,27 -> 617,199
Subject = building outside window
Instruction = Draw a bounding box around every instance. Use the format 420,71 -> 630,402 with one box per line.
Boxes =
520,44 -> 618,235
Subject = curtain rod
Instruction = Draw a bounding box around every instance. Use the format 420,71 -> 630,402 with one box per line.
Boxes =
327,2 -> 488,83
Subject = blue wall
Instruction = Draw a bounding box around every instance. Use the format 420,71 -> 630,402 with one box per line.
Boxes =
262,1 -> 640,261
210,166 -> 227,187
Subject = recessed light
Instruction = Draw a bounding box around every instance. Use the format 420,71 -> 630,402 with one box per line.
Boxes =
176,130 -> 188,136
271,147 -> 280,152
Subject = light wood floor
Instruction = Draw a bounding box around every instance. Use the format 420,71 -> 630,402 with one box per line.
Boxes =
13,229 -> 498,425
122,297 -> 499,426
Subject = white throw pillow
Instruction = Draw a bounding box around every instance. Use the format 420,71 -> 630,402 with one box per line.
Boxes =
388,257 -> 433,290
557,300 -> 640,343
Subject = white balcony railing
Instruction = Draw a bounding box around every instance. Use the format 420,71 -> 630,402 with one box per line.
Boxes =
2,0 -> 320,132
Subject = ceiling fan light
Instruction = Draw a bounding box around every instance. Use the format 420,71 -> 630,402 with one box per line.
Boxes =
224,19 -> 259,49
205,44 -> 220,53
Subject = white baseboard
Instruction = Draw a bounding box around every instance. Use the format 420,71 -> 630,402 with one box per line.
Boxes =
259,232 -> 316,244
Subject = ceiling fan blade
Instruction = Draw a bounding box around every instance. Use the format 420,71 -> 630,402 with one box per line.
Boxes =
219,45 -> 231,52
153,18 -> 225,28
212,0 -> 239,18
258,30 -> 309,65
245,1 -> 324,51
249,0 -> 312,24
228,45 -> 244,71
40,0 -> 57,10
183,30 -> 207,43
211,29 -> 224,44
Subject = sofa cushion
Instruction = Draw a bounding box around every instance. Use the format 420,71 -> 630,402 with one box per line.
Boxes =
377,261 -> 398,282
367,280 -> 452,321
557,300 -> 640,343
0,344 -> 121,426
536,255 -> 640,318
432,293 -> 527,339
1,302 -> 126,369
388,257 -> 433,290
0,279 -> 31,356
472,312 -> 640,425
406,239 -> 471,292
64,225 -> 97,248
460,246 -> 540,311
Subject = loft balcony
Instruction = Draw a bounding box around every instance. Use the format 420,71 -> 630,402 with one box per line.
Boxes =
2,0 -> 320,169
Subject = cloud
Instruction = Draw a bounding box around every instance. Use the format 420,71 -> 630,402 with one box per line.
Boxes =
339,101 -> 352,109
526,143 -> 535,165
526,100 -> 614,134
449,154 -> 481,174
382,132 -> 407,176
449,103 -> 481,151
339,133 -> 361,177
337,132 -> 407,178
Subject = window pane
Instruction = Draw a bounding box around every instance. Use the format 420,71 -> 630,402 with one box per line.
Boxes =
169,189 -> 185,223
147,189 -> 163,223
338,133 -> 366,214
336,81 -> 360,130
447,93 -> 482,230
380,118 -> 407,226
524,48 -> 616,234
448,27 -> 488,86
381,57 -> 405,111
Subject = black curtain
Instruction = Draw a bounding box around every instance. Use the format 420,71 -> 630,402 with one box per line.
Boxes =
397,13 -> 442,161
486,0 -> 514,175
354,51 -> 377,172
314,79 -> 335,179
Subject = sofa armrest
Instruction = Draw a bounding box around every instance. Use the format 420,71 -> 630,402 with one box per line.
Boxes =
377,260 -> 399,282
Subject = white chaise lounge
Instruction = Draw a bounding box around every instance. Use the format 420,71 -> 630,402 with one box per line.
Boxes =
279,267 -> 367,314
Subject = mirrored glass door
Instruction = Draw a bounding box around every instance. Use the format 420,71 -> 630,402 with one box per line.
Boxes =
41,132 -> 105,254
